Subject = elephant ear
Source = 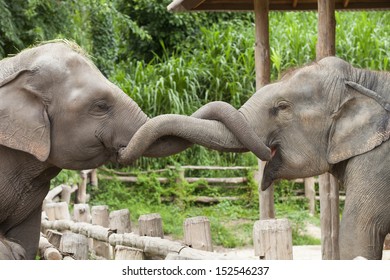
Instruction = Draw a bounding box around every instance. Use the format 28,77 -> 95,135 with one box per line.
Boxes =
327,81 -> 390,164
0,69 -> 51,161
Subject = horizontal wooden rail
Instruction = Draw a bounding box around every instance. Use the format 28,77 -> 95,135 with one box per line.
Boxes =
41,219 -> 234,260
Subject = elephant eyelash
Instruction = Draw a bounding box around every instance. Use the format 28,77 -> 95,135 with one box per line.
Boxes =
269,102 -> 291,116
89,101 -> 111,116
278,103 -> 289,110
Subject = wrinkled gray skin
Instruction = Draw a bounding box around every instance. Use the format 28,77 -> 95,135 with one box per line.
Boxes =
120,57 -> 390,260
0,41 -> 265,259
0,237 -> 26,260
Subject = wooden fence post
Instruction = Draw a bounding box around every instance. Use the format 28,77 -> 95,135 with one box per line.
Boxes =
253,218 -> 293,260
91,205 -> 109,227
43,202 -> 71,222
304,177 -> 316,215
73,204 -> 91,223
109,209 -> 131,234
138,213 -> 164,238
77,170 -> 88,203
43,203 -> 56,221
184,216 -> 213,252
91,205 -> 111,259
90,169 -> 98,187
60,185 -> 72,204
60,232 -> 89,260
114,245 -> 145,260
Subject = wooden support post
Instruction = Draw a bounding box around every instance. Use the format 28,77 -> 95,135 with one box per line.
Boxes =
253,219 -> 293,260
184,216 -> 213,252
114,245 -> 145,260
319,173 -> 340,259
317,0 -> 336,58
60,232 -> 89,260
304,177 -> 316,215
254,0 -> 274,220
138,213 -> 164,238
91,205 -> 111,259
77,170 -> 88,203
60,185 -> 72,204
73,204 -> 91,223
90,169 -> 98,187
317,0 -> 340,260
109,209 -> 132,234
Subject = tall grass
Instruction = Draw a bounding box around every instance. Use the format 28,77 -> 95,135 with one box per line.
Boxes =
110,11 -> 389,169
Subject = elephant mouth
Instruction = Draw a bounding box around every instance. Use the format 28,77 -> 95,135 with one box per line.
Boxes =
261,143 -> 282,191
270,145 -> 278,159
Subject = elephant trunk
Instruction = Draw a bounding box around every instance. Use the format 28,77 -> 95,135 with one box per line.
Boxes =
118,101 -> 271,165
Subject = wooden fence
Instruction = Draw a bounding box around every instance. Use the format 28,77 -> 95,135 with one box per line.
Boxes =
92,167 -> 335,211
39,168 -> 294,260
41,203 -> 239,260
43,166 -> 387,260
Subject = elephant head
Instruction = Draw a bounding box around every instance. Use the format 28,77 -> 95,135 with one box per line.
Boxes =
0,40 -> 152,170
118,57 -> 390,190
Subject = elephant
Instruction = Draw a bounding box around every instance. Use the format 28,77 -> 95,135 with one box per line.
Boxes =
119,57 -> 390,260
0,40 -> 267,259
0,237 -> 26,260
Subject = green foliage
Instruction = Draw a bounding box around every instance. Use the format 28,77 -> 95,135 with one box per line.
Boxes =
50,170 -> 80,188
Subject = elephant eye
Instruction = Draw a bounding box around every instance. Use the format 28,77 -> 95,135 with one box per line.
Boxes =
270,101 -> 291,116
277,101 -> 290,110
90,100 -> 111,116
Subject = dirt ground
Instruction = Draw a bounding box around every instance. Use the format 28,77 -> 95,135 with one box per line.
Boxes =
215,223 -> 390,260
217,245 -> 390,260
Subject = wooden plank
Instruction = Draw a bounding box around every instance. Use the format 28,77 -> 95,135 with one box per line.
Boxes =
191,196 -> 240,203
167,0 -> 390,12
99,175 -> 169,184
109,233 -> 234,260
170,165 -> 254,170
186,177 -> 247,183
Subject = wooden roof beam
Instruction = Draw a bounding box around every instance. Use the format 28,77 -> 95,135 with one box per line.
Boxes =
293,0 -> 298,8
343,0 -> 350,8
